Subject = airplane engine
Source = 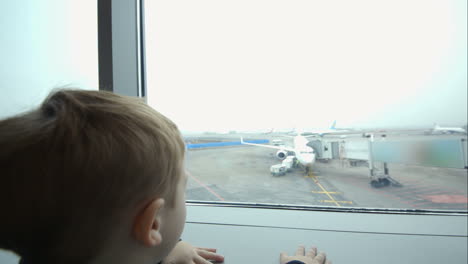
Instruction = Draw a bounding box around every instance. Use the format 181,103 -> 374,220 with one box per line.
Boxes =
276,150 -> 288,160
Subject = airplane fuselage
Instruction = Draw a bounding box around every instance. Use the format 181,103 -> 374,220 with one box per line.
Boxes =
434,128 -> 466,134
293,135 -> 316,167
240,135 -> 316,170
433,124 -> 467,134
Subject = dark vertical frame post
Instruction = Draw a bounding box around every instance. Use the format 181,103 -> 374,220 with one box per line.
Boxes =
97,0 -> 114,92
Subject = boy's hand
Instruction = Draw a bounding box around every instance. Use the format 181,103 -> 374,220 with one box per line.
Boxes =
280,245 -> 331,264
162,241 -> 225,264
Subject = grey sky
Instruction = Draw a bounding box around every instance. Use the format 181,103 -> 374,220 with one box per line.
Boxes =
1,1 -> 465,132
145,0 -> 467,132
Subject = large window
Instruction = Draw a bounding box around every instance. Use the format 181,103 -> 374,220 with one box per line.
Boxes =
144,0 -> 467,211
0,0 -> 98,118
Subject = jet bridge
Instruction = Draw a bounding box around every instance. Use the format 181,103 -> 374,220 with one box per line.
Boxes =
312,134 -> 468,188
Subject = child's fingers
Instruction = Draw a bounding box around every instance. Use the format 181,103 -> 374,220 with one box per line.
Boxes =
295,245 -> 306,256
280,252 -> 289,262
314,252 -> 327,264
194,255 -> 212,264
196,247 -> 217,253
306,246 -> 317,258
196,249 -> 225,262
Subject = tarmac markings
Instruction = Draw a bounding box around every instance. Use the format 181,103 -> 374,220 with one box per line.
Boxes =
338,176 -> 467,210
312,191 -> 341,194
320,200 -> 353,205
188,173 -> 226,201
306,174 -> 353,207
388,180 -> 467,208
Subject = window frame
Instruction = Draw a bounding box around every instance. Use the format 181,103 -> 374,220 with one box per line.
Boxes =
97,0 -> 467,216
98,0 -> 146,98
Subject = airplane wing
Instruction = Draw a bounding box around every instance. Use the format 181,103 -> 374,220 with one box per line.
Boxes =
240,137 -> 295,152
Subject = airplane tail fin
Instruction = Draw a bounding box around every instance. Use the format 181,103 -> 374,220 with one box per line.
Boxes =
330,120 -> 337,130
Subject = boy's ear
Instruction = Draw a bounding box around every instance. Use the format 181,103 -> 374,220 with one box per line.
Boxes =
132,198 -> 165,247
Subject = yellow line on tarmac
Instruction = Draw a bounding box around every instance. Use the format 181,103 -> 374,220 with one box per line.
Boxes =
314,180 -> 341,207
304,175 -> 322,179
312,191 -> 340,194
305,172 -> 343,207
320,200 -> 353,204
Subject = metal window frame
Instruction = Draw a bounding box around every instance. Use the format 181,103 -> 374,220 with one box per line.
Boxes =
98,0 -> 146,98
96,0 -> 467,216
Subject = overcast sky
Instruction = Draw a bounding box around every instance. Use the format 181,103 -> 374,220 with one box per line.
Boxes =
146,0 -> 467,132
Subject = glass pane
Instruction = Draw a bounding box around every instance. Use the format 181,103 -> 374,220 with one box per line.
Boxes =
145,0 -> 467,211
0,0 -> 98,118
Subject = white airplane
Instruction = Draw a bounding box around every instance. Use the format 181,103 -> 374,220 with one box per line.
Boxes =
240,134 -> 316,175
432,123 -> 467,134
301,121 -> 350,136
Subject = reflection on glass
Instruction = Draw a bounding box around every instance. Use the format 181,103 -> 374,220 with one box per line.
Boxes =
145,0 -> 467,211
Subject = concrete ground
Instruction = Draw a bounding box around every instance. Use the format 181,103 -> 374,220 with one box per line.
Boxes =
185,136 -> 467,211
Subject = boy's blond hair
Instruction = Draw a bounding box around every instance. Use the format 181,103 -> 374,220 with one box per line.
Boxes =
0,89 -> 185,263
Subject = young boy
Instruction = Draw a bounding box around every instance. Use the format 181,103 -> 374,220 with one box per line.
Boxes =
0,89 -> 330,264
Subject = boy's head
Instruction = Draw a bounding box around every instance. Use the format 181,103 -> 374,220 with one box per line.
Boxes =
0,89 -> 187,263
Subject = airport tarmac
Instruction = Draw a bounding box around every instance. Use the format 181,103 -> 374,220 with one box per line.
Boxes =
185,134 -> 468,211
